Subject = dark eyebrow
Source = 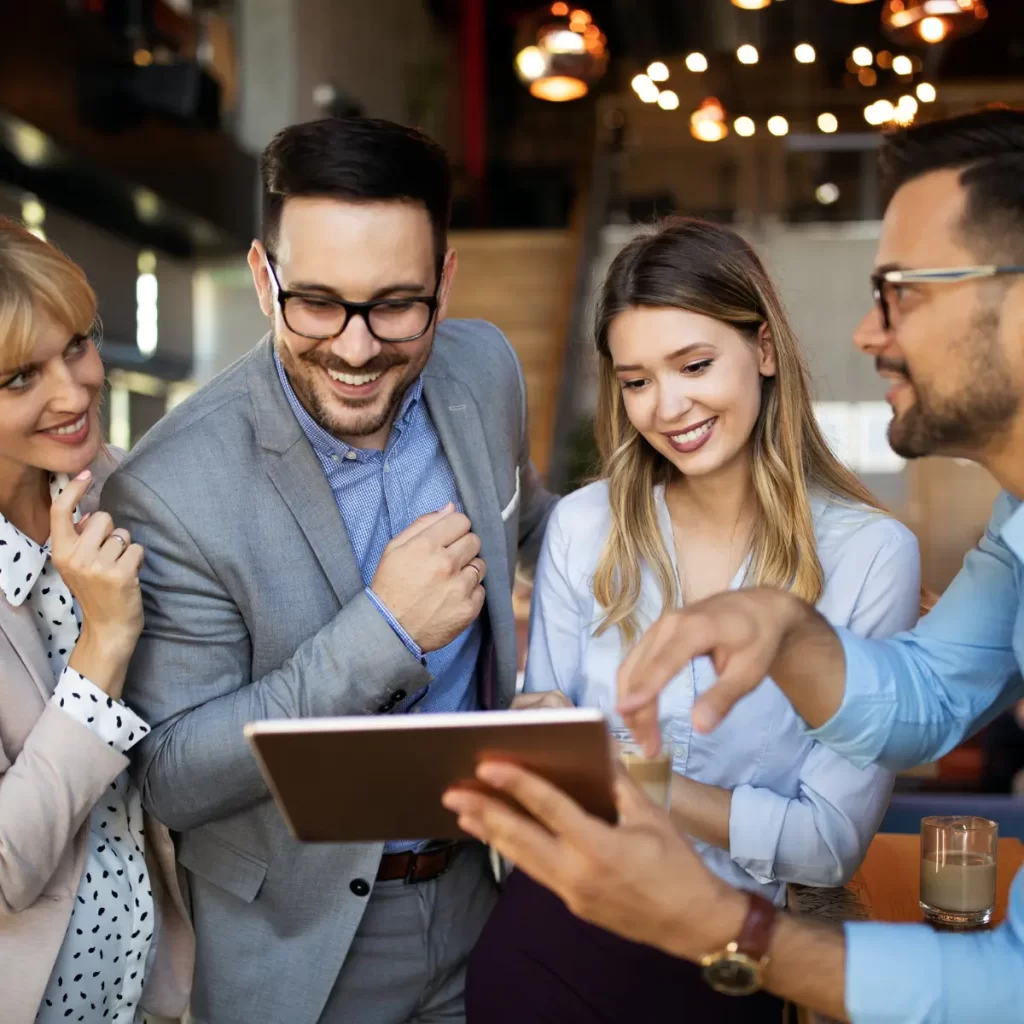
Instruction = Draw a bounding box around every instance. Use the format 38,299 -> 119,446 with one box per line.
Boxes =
285,280 -> 432,300
613,342 -> 711,373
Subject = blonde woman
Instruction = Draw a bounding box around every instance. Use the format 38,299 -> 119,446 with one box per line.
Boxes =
0,219 -> 192,1023
466,218 -> 920,1023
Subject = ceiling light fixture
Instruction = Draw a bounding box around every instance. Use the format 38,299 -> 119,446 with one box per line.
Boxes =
882,0 -> 988,46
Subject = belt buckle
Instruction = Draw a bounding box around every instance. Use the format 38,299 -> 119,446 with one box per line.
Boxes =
404,851 -> 420,885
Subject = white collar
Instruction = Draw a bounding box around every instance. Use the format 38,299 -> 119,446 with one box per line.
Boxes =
0,474 -> 74,607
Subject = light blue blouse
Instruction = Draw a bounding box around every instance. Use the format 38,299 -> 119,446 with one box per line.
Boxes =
523,481 -> 921,905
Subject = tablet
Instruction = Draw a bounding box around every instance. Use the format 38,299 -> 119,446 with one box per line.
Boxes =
244,708 -> 617,842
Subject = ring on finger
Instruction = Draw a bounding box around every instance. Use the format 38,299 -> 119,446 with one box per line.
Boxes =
467,561 -> 482,584
109,532 -> 129,550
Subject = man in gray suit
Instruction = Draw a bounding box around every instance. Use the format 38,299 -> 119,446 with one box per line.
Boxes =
104,117 -> 556,1023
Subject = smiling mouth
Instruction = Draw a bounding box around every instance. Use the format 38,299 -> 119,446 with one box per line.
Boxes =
40,413 -> 88,437
327,368 -> 384,387
667,417 -> 716,444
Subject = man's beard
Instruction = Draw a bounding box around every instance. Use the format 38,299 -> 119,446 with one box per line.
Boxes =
884,308 -> 1018,459
277,337 -> 420,440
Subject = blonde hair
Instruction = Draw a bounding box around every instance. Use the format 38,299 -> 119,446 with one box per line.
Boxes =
0,217 -> 97,369
593,217 -> 885,645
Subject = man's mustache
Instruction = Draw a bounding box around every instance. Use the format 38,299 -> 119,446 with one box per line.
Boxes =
876,356 -> 911,380
302,350 -> 408,376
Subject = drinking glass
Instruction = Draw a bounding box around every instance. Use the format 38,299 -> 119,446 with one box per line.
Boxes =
920,816 -> 998,928
609,727 -> 674,810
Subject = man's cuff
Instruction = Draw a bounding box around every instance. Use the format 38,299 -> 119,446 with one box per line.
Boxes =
366,587 -> 425,664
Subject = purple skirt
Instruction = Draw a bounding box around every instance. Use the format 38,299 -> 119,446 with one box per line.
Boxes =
466,870 -> 785,1024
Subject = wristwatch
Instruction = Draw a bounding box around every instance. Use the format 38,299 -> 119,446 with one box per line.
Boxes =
700,891 -> 777,996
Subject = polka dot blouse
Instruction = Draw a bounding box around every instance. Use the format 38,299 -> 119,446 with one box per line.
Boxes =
0,475 -> 155,1024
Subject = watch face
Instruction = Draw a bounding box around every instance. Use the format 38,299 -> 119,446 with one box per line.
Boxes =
701,954 -> 761,997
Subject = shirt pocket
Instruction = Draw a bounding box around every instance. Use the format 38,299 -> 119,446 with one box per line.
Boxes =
177,829 -> 268,904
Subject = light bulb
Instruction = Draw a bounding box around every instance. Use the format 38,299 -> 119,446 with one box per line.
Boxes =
817,112 -> 839,133
685,52 -> 708,73
734,116 -> 756,137
767,115 -> 789,137
794,43 -> 816,64
647,61 -> 669,82
736,44 -> 759,65
892,55 -> 913,76
852,47 -> 873,67
916,82 -> 937,103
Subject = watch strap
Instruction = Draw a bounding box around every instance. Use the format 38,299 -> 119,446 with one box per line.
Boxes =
735,891 -> 777,962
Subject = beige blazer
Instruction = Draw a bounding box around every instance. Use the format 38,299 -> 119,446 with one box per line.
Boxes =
0,448 -> 194,1023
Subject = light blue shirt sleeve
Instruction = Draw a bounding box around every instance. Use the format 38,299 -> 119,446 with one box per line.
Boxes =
365,587 -> 425,663
844,868 -> 1024,1023
729,522 -> 919,888
809,492 -> 1024,771
522,504 -> 583,702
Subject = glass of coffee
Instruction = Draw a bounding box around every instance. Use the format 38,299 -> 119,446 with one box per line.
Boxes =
920,816 -> 998,928
610,728 -> 674,810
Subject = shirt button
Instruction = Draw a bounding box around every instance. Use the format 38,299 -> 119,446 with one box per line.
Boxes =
383,462 -> 389,472
331,454 -> 340,462
345,451 -> 358,461
349,878 -> 370,897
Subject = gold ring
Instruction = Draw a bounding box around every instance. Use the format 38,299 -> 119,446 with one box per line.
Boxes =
468,562 -> 482,584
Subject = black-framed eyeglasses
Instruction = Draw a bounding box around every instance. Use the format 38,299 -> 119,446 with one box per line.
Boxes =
872,265 -> 1024,330
265,257 -> 441,343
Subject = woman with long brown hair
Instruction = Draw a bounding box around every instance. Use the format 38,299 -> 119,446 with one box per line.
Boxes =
0,219 -> 192,1023
466,218 -> 921,1022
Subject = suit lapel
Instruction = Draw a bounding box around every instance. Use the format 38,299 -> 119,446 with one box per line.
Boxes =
423,374 -> 512,705
264,444 -> 366,605
248,337 -> 366,606
0,597 -> 53,703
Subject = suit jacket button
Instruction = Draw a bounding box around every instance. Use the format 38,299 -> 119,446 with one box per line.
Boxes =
350,878 -> 370,897
394,690 -> 407,701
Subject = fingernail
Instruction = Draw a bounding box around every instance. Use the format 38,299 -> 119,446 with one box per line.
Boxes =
75,470 -> 92,481
442,791 -> 467,812
476,762 -> 507,786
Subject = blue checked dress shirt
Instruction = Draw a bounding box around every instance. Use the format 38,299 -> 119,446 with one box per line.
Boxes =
809,490 -> 1024,1023
275,354 -> 481,851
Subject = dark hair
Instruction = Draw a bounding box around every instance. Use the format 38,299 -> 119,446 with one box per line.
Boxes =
260,117 -> 452,267
879,108 -> 1024,261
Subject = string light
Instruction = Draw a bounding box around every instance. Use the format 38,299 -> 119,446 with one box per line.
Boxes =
816,183 -> 840,206
631,74 -> 659,103
685,52 -> 708,73
892,55 -> 913,76
690,97 -> 728,142
794,43 -> 816,64
817,112 -> 839,133
657,90 -> 680,111
852,47 -> 873,67
736,44 -> 759,65
734,116 -> 756,137
918,16 -> 948,43
647,61 -> 669,82
916,82 -> 937,103
767,115 -> 789,137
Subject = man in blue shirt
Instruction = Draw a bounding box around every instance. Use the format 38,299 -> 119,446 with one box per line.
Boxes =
442,109 -> 1024,1022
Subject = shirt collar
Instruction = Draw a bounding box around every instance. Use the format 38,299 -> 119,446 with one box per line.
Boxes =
273,350 -> 423,461
0,474 -> 71,607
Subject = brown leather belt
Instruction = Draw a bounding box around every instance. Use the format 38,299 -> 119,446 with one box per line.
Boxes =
376,842 -> 465,884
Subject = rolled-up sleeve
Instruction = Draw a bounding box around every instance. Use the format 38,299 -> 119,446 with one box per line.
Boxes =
845,868 -> 1024,1023
729,518 -> 917,887
729,745 -> 892,887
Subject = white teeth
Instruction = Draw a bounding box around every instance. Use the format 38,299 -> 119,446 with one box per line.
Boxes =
327,369 -> 383,386
48,415 -> 87,436
670,419 -> 715,444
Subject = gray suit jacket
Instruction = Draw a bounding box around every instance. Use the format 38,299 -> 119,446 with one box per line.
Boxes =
103,319 -> 555,1023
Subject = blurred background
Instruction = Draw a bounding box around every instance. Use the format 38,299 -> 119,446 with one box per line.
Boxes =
2,0 -> 1022,807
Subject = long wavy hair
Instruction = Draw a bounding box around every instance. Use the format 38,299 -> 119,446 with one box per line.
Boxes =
592,217 -> 886,644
